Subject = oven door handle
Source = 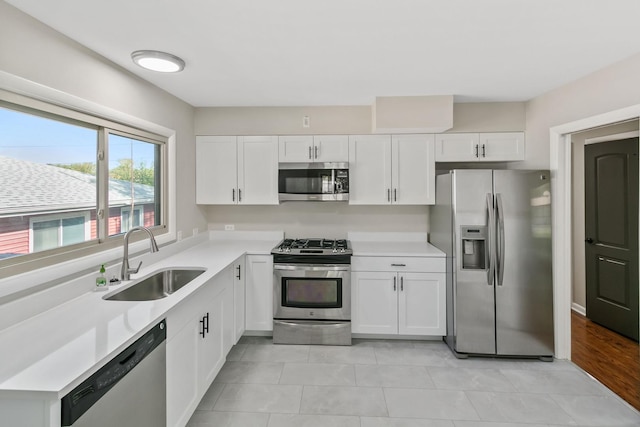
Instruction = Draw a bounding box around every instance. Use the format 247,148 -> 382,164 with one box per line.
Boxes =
274,264 -> 350,272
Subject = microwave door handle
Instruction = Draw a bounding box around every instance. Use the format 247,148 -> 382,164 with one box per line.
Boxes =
332,169 -> 337,194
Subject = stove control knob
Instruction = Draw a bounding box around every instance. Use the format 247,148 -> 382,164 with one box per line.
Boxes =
332,248 -> 337,253
340,248 -> 345,253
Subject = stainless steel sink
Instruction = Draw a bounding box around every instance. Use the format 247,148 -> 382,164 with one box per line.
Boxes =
105,267 -> 206,301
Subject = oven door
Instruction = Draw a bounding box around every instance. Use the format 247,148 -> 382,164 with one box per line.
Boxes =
273,264 -> 351,321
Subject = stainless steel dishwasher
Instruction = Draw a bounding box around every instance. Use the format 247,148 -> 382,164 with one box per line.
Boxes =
61,320 -> 166,427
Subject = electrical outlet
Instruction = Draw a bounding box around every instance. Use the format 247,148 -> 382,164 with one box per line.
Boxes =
225,224 -> 235,231
303,115 -> 310,128
177,230 -> 183,241
193,227 -> 199,236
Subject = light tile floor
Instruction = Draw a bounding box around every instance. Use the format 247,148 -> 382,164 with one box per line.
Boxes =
187,337 -> 640,427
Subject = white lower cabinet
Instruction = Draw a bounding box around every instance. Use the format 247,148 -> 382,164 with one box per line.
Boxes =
166,271 -> 229,427
233,256 -> 246,343
245,254 -> 274,331
351,256 -> 446,336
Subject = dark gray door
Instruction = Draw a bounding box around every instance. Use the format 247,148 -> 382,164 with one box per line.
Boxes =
585,137 -> 638,341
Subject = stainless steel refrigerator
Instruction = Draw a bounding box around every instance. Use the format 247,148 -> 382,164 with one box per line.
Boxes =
430,169 -> 554,359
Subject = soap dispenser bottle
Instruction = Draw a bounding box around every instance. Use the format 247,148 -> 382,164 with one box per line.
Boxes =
95,264 -> 108,291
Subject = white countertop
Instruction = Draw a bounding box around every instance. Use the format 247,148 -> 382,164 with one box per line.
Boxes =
351,240 -> 445,257
348,232 -> 445,257
0,232 -> 280,400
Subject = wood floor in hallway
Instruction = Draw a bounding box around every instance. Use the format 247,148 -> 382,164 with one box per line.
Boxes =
571,310 -> 640,411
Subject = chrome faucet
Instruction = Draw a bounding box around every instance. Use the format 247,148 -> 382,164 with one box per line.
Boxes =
121,226 -> 159,281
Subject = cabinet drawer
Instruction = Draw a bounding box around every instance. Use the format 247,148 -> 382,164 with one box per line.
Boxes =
351,256 -> 445,273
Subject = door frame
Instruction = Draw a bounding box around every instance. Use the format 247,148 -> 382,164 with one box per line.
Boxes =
551,105 -> 640,359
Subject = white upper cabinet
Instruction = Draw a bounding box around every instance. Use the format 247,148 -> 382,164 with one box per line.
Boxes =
279,135 -> 348,162
348,135 -> 392,204
434,132 -> 525,162
392,134 -> 435,205
478,132 -> 525,161
348,134 -> 435,205
238,136 -> 279,204
196,136 -> 238,204
196,135 -> 278,205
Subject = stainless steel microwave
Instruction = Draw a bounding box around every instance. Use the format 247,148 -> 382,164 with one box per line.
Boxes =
278,162 -> 349,201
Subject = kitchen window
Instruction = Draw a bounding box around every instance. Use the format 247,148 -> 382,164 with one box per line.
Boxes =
0,96 -> 167,275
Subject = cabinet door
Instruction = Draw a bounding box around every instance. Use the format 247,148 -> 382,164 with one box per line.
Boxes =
245,255 -> 274,331
238,136 -> 279,204
196,136 -> 238,204
392,134 -> 435,205
434,133 -> 480,162
199,287 -> 225,395
478,132 -> 525,161
216,266 -> 235,355
313,135 -> 349,162
348,135 -> 392,205
279,135 -> 313,162
398,272 -> 446,336
166,314 -> 199,427
234,257 -> 246,343
351,271 -> 398,334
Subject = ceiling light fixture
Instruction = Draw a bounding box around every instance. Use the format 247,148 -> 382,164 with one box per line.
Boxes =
131,50 -> 185,73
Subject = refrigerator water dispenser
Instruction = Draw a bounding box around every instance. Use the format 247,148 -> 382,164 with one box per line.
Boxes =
461,226 -> 487,270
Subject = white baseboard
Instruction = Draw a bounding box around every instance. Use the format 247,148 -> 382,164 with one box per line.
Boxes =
571,302 -> 586,316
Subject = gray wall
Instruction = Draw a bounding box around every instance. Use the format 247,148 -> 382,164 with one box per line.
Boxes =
195,102 -> 526,135
525,52 -> 640,169
524,52 -> 640,312
0,1 -> 206,239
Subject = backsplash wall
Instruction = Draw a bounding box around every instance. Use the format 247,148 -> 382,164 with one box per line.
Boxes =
204,204 -> 429,238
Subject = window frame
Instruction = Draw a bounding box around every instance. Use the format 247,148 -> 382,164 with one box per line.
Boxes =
0,88 -> 173,281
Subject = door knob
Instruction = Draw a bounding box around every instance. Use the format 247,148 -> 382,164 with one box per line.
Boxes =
585,238 -> 594,244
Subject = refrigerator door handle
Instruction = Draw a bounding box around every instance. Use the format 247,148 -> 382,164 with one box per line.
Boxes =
496,193 -> 506,287
486,193 -> 495,286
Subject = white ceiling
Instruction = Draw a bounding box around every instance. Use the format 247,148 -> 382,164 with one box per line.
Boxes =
6,0 -> 640,107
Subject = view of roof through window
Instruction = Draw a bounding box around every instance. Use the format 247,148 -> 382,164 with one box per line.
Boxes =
0,105 -> 160,260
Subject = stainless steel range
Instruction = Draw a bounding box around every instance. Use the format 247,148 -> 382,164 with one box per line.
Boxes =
272,238 -> 352,345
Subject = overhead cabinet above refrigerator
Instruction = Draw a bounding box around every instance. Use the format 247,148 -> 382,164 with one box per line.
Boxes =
429,169 -> 553,360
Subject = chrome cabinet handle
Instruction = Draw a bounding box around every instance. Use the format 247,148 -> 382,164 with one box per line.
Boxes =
394,188 -> 397,202
482,144 -> 486,158
475,144 -> 479,158
400,276 -> 404,291
387,188 -> 391,202
238,189 -> 242,202
393,276 -> 396,291
236,265 -> 241,280
309,146 -> 312,159
314,145 -> 318,159
232,188 -> 235,202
